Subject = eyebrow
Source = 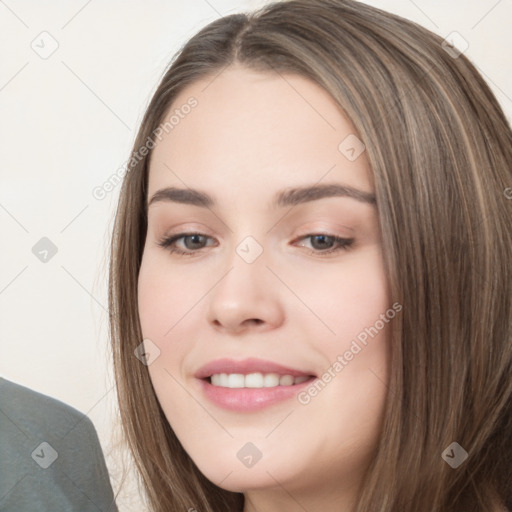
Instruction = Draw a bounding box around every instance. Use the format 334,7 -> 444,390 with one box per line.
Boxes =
148,183 -> 376,209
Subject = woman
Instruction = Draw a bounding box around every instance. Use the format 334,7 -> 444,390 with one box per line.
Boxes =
108,0 -> 512,510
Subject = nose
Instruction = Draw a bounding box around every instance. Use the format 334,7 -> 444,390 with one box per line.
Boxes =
206,247 -> 285,335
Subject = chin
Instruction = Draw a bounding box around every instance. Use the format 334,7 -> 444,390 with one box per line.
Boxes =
199,465 -> 287,493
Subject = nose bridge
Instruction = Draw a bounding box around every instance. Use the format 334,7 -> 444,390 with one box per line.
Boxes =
234,234 -> 265,266
217,231 -> 269,299
221,209 -> 270,269
205,230 -> 284,331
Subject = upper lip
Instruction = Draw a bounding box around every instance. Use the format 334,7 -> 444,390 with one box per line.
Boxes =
195,357 -> 316,379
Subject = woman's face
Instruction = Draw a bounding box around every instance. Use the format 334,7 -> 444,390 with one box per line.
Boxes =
138,65 -> 392,508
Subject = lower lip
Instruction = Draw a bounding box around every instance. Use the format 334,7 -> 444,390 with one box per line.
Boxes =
198,377 -> 317,412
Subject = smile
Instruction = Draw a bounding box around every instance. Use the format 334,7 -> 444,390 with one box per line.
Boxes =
209,372 -> 310,388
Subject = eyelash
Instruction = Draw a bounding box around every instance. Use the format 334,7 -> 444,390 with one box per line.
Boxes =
156,232 -> 355,257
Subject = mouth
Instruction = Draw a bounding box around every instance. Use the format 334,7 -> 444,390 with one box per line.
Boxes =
194,357 -> 317,411
203,372 -> 316,389
198,373 -> 317,412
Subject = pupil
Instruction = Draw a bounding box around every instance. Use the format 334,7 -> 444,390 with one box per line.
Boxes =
312,235 -> 333,250
185,235 -> 205,249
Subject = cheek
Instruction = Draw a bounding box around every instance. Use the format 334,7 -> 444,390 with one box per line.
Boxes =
137,257 -> 196,417
289,245 -> 390,344
340,255 -> 389,339
137,252 -> 212,400
137,253 -> 200,339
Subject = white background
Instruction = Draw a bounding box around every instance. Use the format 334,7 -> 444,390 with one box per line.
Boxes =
1,1 -> 511,510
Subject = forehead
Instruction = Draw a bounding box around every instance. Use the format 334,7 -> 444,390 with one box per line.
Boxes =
147,65 -> 373,203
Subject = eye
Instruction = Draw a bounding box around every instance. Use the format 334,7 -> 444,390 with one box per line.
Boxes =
157,232 -> 216,256
157,232 -> 355,257
292,234 -> 355,256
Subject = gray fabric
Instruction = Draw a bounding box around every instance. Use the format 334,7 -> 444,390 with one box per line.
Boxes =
0,378 -> 118,511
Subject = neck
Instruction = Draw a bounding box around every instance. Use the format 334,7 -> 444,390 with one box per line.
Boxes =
242,477 -> 359,512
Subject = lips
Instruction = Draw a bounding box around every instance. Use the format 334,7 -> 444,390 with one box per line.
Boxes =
194,357 -> 318,412
194,357 -> 316,380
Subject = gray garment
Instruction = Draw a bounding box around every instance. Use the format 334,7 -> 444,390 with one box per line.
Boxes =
0,377 -> 118,512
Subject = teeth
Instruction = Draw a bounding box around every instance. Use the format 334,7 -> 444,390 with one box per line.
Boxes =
279,375 -> 294,386
209,372 -> 311,388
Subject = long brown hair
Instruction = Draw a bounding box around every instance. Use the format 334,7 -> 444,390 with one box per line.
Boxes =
108,1 -> 512,510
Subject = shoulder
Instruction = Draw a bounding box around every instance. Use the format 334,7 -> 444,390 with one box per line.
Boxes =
0,378 -> 118,511
0,377 -> 94,438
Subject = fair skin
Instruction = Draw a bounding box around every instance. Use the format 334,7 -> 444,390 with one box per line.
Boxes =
138,65 -> 391,512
